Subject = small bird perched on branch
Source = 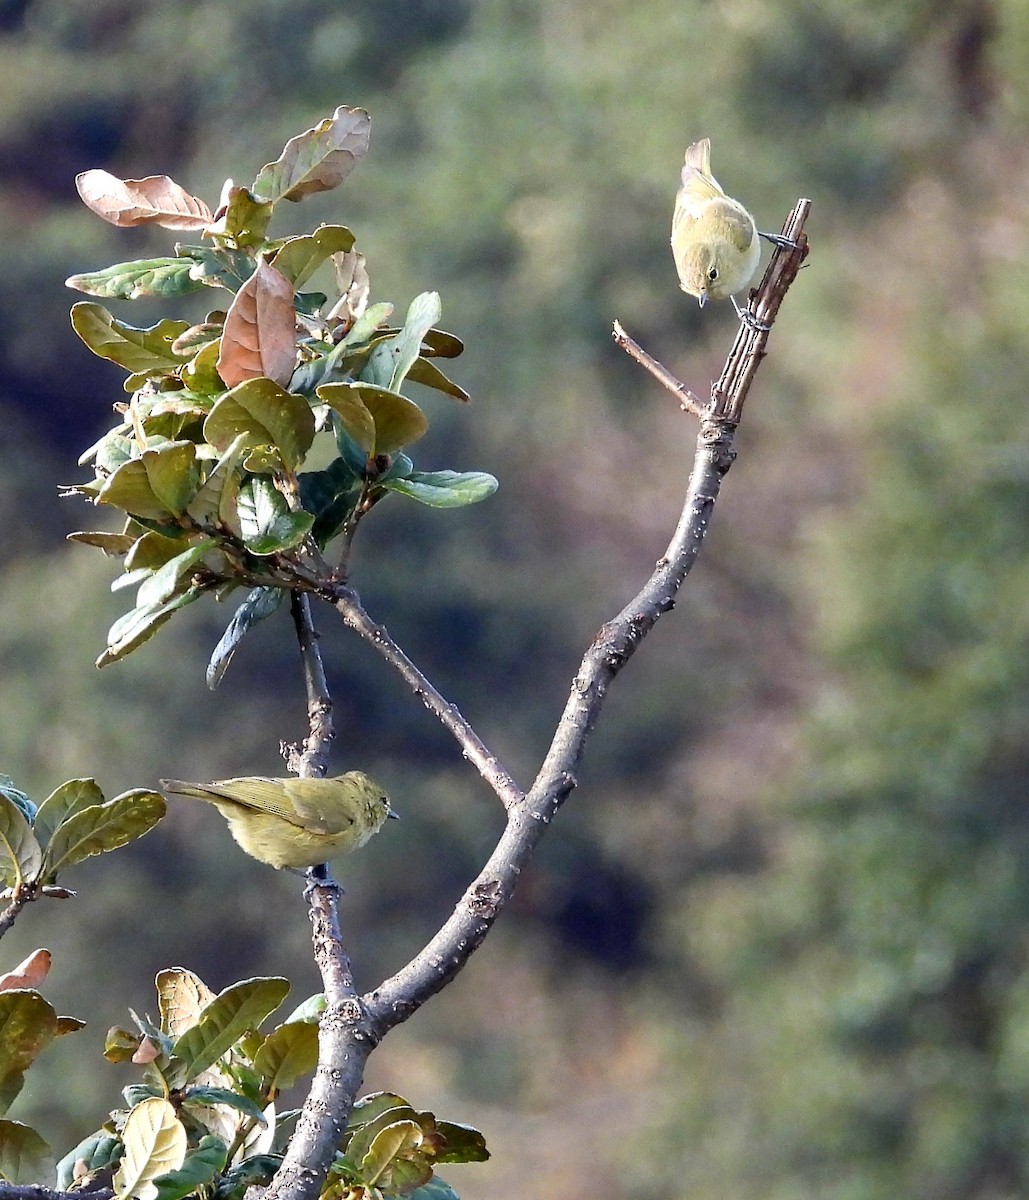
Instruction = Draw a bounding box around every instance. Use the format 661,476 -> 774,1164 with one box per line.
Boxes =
671,137 -> 763,317
160,771 -> 397,870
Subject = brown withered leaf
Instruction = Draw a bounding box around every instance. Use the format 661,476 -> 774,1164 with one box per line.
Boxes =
75,170 -> 213,230
0,948 -> 52,993
216,260 -> 297,388
251,105 -> 371,203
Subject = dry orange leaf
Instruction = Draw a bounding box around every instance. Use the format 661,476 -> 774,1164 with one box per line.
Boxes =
75,170 -> 213,230
0,947 -> 52,992
216,260 -> 297,388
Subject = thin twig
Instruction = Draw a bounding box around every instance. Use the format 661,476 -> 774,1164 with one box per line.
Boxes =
285,593 -> 335,777
612,320 -> 707,417
324,585 -> 525,811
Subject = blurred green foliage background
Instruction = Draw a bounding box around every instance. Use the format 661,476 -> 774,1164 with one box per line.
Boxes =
1,0 -> 1028,1197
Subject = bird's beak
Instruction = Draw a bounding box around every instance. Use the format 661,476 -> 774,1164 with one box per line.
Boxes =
387,807 -> 401,820
697,295 -> 707,308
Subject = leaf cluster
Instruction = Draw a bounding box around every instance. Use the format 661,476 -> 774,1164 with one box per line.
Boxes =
64,106 -> 497,675
51,969 -> 486,1200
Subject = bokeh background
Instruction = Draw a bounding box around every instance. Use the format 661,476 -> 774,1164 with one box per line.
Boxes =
2,1 -> 1029,1197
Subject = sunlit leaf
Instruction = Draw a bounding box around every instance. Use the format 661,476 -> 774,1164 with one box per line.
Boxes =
172,977 -> 290,1081
207,587 -> 285,690
271,225 -> 355,288
70,303 -> 190,375
151,1135 -> 227,1200
381,470 -> 498,508
76,170 -> 213,230
125,530 -> 193,573
33,778 -> 105,847
251,105 -> 370,204
364,292 -> 441,391
252,1021 -> 319,1093
113,1098 -> 187,1200
97,460 -> 176,521
38,791 -> 166,884
135,538 -> 216,610
0,795 -> 42,890
406,356 -> 469,402
66,258 -> 207,300
0,950 -> 51,995
204,378 -> 315,472
155,968 -> 216,1040
0,1119 -> 54,1184
360,1120 -> 424,1187
216,261 -> 297,389
67,531 -> 138,557
97,588 -> 204,667
237,478 -> 314,556
205,185 -> 274,249
317,382 -> 428,456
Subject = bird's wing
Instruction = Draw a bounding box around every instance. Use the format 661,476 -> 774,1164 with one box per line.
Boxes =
204,777 -> 306,825
282,777 -> 359,835
710,199 -> 757,252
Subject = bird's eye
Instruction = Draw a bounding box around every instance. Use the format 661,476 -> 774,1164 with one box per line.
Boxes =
707,267 -> 718,281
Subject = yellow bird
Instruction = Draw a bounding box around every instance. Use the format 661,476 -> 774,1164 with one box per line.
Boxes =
160,771 -> 396,870
671,137 -> 762,316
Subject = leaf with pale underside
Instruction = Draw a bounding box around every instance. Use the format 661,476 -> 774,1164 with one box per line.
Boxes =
382,470 -> 498,509
70,304 -> 189,375
156,968 -> 217,1039
216,261 -> 296,388
317,382 -> 428,456
251,105 -> 370,204
364,292 -> 442,391
76,170 -> 212,230
113,1098 -> 187,1200
38,791 -> 166,884
172,977 -> 290,1081
33,778 -> 105,847
252,1020 -> 319,1093
0,795 -> 42,891
66,258 -> 207,301
97,589 -> 204,667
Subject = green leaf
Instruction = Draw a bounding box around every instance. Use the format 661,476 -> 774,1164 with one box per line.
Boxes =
0,794 -> 42,890
406,356 -> 470,402
180,340 -> 226,395
66,258 -> 208,300
434,1122 -> 490,1164
317,382 -> 428,456
271,225 -> 355,288
67,530 -> 138,557
237,478 -> 314,556
98,588 -> 204,667
140,443 -> 201,516
151,1136 -> 228,1200
364,292 -> 442,391
56,1132 -> 123,1190
182,1086 -> 267,1125
206,186 -> 274,249
33,778 -> 105,848
210,1153 -> 281,1200
176,244 -> 257,293
38,790 -> 166,885
348,1092 -> 412,1130
204,379 -> 315,472
135,538 -> 216,610
251,105 -> 370,203
70,303 -> 189,374
0,1118 -> 54,1184
0,777 -> 35,825
113,1097 -> 187,1200
0,991 -> 61,1117
252,1021 -> 319,1093
172,977 -> 290,1081
186,433 -> 248,531
97,459 -> 179,521
281,993 -> 325,1024
207,587 -> 285,690
298,458 -> 362,546
360,1120 -> 424,1187
381,470 -> 498,508
125,530 -> 193,573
